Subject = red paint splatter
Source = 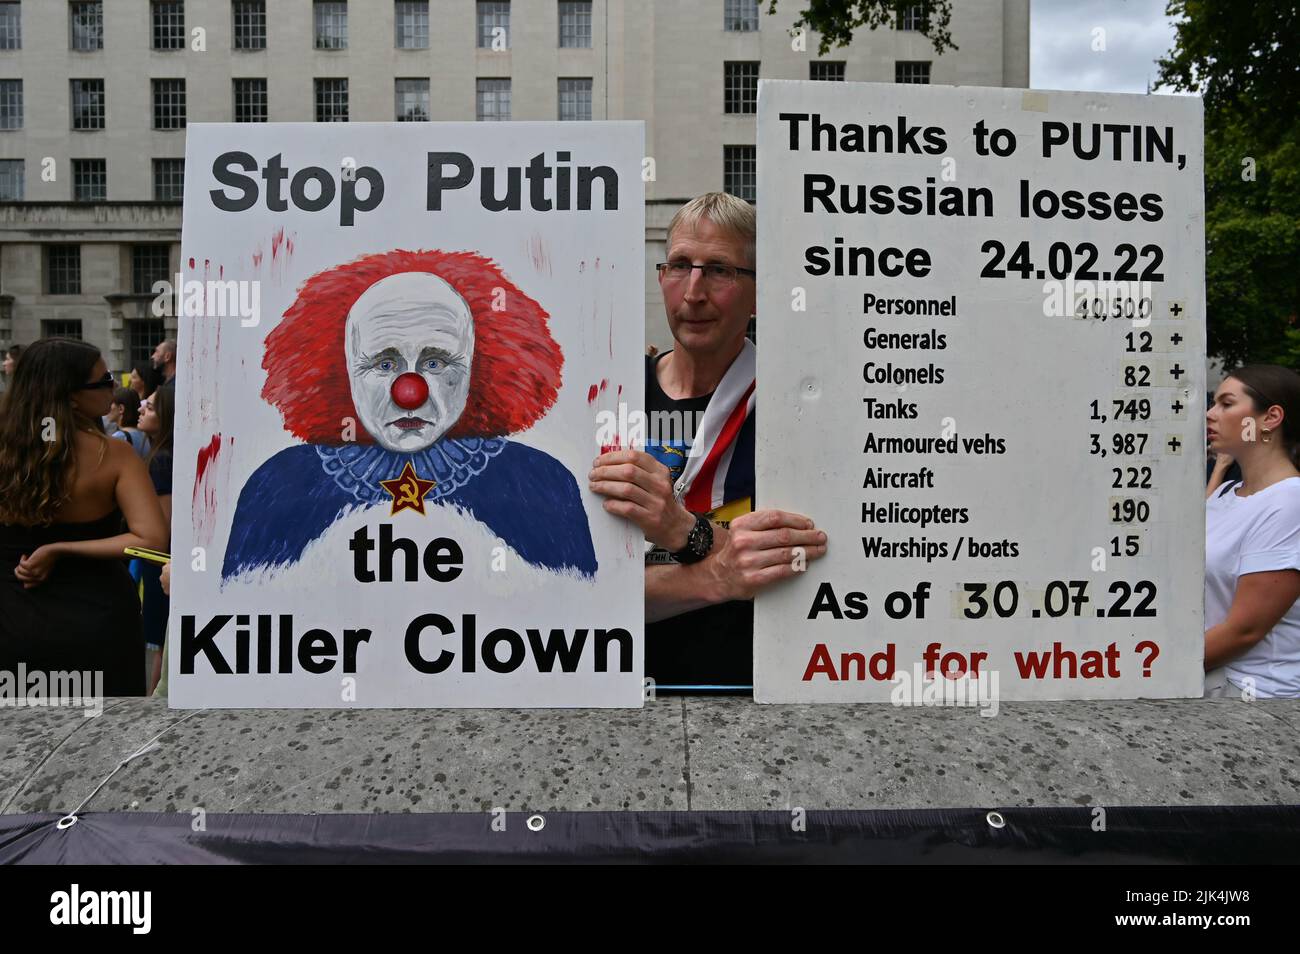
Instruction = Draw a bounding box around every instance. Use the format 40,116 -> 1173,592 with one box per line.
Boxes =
587,383 -> 599,402
599,378 -> 608,393
252,249 -> 264,268
187,257 -> 195,269
204,259 -> 210,272
193,434 -> 233,546
286,235 -> 294,255
195,434 -> 223,484
271,228 -> 286,260
617,384 -> 623,399
219,265 -> 224,279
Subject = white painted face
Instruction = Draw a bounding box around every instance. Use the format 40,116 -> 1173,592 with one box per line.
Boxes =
344,272 -> 475,452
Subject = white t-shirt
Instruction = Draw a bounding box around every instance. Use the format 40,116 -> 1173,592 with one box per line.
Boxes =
1205,477 -> 1300,698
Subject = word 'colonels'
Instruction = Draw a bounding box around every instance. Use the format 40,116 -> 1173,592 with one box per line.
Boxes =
208,150 -> 619,226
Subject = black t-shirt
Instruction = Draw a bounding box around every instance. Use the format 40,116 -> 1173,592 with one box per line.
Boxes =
644,353 -> 756,690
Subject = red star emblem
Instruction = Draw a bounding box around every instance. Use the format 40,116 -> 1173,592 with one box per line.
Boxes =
379,461 -> 437,516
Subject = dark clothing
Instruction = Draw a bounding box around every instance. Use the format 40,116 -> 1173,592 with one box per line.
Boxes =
644,353 -> 757,689
0,511 -> 145,696
148,449 -> 173,497
142,450 -> 172,650
1207,457 -> 1243,488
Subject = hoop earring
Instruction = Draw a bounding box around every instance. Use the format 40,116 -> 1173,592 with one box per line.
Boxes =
1263,429 -> 1272,443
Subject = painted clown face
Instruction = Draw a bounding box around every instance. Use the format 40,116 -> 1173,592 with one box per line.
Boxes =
344,272 -> 475,452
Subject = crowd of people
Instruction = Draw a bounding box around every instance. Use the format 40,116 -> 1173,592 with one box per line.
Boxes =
2,194 -> 1299,699
0,337 -> 177,695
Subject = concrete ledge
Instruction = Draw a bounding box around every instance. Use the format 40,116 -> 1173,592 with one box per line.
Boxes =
2,698 -> 1298,815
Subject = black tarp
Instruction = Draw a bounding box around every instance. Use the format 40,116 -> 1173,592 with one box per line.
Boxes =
2,806 -> 1298,864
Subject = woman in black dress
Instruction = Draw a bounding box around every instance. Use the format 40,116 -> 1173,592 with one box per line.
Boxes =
0,339 -> 168,696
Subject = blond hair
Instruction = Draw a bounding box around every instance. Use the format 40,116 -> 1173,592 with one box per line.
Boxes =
666,192 -> 756,268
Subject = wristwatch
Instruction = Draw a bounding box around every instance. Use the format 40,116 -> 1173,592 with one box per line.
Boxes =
671,513 -> 714,565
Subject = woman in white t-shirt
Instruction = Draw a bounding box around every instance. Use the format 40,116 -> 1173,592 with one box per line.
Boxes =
1205,365 -> 1300,698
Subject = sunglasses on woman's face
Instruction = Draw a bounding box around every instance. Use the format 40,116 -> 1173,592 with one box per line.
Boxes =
75,372 -> 116,391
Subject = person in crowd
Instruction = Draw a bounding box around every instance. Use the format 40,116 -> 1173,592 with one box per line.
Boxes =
152,338 -> 178,391
0,338 -> 167,696
1207,392 -> 1242,496
155,560 -> 171,698
106,387 -> 151,458
2,344 -> 21,379
137,387 -> 174,693
129,361 -> 161,402
589,192 -> 828,690
1204,365 -> 1300,698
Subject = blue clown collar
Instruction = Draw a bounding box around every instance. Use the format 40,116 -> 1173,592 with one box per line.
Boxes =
316,436 -> 508,505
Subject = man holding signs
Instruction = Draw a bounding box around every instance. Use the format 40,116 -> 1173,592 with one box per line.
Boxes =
590,193 -> 828,689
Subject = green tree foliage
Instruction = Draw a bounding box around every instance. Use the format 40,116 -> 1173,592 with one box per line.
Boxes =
769,1 -> 956,55
1157,1 -> 1300,366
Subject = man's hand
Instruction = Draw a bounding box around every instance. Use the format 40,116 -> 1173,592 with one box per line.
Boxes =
707,509 -> 827,601
14,543 -> 62,589
589,449 -> 696,550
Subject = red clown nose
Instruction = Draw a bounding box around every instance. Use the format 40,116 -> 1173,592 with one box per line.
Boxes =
390,372 -> 429,410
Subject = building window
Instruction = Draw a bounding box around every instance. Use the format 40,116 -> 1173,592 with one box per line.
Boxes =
314,1 -> 347,49
897,4 -> 926,31
127,319 -> 165,367
724,61 -> 759,114
558,77 -> 591,121
723,145 -> 755,202
233,78 -> 267,122
395,78 -> 429,121
724,0 -> 759,31
233,0 -> 266,50
43,319 -> 84,338
0,159 -> 22,200
70,1 -> 102,50
132,245 -> 171,295
0,79 -> 21,129
46,247 -> 82,295
0,2 -> 20,50
895,60 -> 931,84
72,158 -> 106,201
152,1 -> 184,50
476,1 -> 509,49
152,158 -> 184,200
315,78 -> 348,122
475,78 -> 509,121
70,79 -> 105,129
810,61 -> 845,82
153,78 -> 186,129
558,1 -> 590,48
395,1 -> 428,49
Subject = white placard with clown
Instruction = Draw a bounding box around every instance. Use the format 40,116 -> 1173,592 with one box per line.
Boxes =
171,122 -> 645,708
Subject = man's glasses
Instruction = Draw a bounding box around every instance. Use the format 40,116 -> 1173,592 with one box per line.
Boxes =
75,372 -> 115,391
656,262 -> 756,287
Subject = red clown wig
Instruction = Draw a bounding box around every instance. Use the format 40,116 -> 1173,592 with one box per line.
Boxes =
262,249 -> 562,444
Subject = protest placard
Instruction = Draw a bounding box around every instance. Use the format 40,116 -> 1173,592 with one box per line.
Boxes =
171,122 -> 645,708
755,82 -> 1205,702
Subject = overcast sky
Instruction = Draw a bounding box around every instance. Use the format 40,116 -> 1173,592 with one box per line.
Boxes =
1031,0 -> 1178,94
